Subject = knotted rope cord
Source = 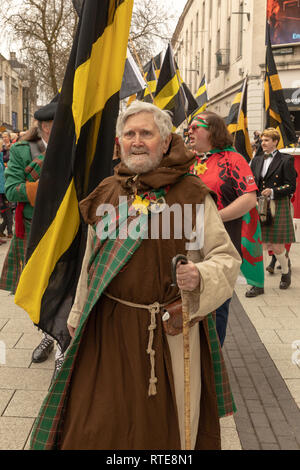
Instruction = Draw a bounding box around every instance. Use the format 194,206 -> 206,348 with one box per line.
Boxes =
103,292 -> 180,396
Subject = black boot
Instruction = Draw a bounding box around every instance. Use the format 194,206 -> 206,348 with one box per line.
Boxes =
266,255 -> 276,274
279,270 -> 291,289
32,337 -> 54,363
245,286 -> 265,297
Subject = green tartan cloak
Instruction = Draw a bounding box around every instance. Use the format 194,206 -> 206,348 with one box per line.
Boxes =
29,202 -> 236,450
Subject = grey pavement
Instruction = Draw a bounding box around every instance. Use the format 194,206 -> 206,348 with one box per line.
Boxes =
0,239 -> 299,450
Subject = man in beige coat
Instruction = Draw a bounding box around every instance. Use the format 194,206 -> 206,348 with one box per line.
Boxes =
31,102 -> 241,451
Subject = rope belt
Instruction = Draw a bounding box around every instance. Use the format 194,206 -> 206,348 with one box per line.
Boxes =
103,291 -> 180,397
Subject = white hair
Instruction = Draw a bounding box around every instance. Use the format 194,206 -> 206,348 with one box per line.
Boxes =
116,101 -> 173,141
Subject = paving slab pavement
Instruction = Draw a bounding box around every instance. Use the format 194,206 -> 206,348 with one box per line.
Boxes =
0,239 -> 299,450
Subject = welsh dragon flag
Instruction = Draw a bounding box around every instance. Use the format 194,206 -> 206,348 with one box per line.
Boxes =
227,78 -> 264,288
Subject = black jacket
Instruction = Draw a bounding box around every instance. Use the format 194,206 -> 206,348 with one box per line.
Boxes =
250,151 -> 297,199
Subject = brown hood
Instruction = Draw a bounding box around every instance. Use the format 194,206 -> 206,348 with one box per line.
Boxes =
80,133 -> 196,225
114,133 -> 195,193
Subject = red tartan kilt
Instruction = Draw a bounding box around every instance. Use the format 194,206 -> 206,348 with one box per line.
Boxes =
0,219 -> 31,293
261,197 -> 295,244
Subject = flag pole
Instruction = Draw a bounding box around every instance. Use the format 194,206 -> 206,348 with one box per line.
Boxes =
151,56 -> 158,74
175,69 -> 189,127
233,76 -> 248,147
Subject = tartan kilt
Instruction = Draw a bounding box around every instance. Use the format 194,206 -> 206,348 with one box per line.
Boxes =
261,197 -> 295,244
0,219 -> 31,293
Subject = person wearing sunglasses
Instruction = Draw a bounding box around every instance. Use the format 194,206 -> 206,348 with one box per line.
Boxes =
188,112 -> 257,346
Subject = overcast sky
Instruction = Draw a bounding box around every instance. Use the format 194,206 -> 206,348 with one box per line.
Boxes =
167,0 -> 186,13
167,0 -> 185,15
166,0 -> 185,26
0,0 -> 186,59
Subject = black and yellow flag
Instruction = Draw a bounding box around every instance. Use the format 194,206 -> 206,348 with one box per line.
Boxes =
137,60 -> 157,103
154,44 -> 198,129
144,51 -> 163,79
128,52 -> 163,106
120,48 -> 146,100
15,0 -> 134,351
195,75 -> 208,110
189,74 -> 209,122
265,22 -> 296,148
227,77 -> 252,162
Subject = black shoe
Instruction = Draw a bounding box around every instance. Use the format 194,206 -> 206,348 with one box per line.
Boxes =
32,337 -> 54,363
266,255 -> 276,274
245,286 -> 265,297
51,355 -> 64,384
279,270 -> 291,290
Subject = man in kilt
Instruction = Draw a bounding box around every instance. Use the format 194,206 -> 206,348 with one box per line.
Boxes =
248,127 -> 297,294
0,99 -> 64,382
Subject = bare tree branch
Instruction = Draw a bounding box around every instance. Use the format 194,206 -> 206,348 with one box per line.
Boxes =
130,0 -> 176,64
0,0 -> 175,98
0,0 -> 78,99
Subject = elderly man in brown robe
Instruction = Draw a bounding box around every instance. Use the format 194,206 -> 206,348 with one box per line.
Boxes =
30,101 -> 241,451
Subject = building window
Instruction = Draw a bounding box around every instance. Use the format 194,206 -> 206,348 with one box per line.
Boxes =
237,0 -> 243,59
208,40 -> 212,83
227,0 -> 232,17
12,111 -> 18,131
209,0 -> 213,37
227,16 -> 231,51
195,54 -> 199,92
186,30 -> 188,55
5,75 -> 9,123
216,29 -> 220,78
217,0 -> 221,30
23,87 -> 29,130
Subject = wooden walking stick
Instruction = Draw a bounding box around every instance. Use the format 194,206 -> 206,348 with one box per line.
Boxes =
171,254 -> 191,450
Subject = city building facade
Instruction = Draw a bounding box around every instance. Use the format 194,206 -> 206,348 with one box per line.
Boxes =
0,52 -> 36,133
172,0 -> 300,139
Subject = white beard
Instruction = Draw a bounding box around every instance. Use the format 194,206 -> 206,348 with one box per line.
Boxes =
121,146 -> 164,174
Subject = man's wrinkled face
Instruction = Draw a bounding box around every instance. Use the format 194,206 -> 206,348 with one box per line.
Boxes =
261,135 -> 278,154
120,112 -> 170,174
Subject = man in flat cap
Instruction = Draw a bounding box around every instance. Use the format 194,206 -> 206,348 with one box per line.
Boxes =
0,97 -> 64,383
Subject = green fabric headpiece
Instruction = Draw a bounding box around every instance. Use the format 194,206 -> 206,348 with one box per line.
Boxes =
189,116 -> 209,129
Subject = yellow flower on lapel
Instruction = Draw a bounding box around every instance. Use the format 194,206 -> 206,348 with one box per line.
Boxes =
194,161 -> 208,175
131,195 -> 150,215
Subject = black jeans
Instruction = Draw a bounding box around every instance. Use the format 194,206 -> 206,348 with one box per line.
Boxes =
0,195 -> 13,235
216,298 -> 232,347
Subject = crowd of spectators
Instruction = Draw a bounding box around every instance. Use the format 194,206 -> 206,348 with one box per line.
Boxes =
0,130 -> 26,244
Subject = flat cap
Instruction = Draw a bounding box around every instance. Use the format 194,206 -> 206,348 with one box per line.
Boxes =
34,93 -> 59,122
